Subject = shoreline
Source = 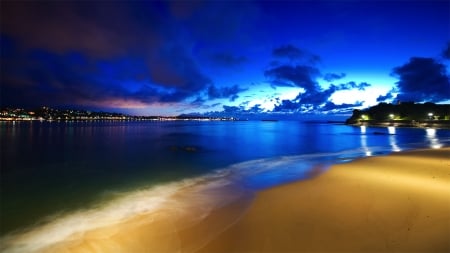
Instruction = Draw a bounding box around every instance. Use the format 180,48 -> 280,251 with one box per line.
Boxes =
2,148 -> 449,252
200,147 -> 450,252
346,121 -> 450,129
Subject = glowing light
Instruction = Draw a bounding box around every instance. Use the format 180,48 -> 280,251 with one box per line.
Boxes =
387,126 -> 396,135
426,128 -> 442,149
360,125 -> 366,134
360,134 -> 372,156
389,114 -> 394,119
387,128 -> 401,152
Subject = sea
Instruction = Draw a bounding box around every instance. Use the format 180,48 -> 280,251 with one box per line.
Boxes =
1,120 -> 449,252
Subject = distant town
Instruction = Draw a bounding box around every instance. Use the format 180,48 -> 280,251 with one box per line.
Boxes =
0,106 -> 236,122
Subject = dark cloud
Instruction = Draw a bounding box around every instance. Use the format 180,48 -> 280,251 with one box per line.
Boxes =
266,46 -> 370,114
219,104 -> 264,115
321,101 -> 363,111
272,99 -> 302,113
323,72 -> 346,82
443,42 -> 450,60
207,84 -> 247,101
265,65 -> 321,90
0,1 -> 255,109
271,81 -> 370,113
0,38 -> 211,108
149,45 -> 212,96
272,44 -> 320,64
0,1 -> 164,58
336,81 -> 371,91
376,92 -> 394,102
210,53 -> 247,67
391,57 -> 450,102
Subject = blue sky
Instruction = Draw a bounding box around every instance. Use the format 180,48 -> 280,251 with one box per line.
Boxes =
1,0 -> 449,119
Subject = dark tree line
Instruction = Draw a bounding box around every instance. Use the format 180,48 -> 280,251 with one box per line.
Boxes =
346,102 -> 450,124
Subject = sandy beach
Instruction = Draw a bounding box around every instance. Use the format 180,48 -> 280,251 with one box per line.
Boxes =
4,148 -> 450,253
200,148 -> 450,253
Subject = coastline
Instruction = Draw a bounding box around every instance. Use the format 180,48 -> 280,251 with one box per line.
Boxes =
346,120 -> 450,129
2,148 -> 449,252
200,147 -> 450,252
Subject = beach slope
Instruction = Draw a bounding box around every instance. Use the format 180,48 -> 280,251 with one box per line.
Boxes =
199,148 -> 450,252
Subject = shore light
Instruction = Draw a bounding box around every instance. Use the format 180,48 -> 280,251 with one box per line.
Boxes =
389,114 -> 394,119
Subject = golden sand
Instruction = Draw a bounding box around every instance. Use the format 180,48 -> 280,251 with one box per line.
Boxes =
200,148 -> 450,253
11,148 -> 450,253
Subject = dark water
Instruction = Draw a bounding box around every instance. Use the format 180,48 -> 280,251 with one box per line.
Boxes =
1,120 -> 450,236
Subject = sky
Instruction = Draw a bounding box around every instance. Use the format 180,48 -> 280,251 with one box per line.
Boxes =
1,0 -> 449,119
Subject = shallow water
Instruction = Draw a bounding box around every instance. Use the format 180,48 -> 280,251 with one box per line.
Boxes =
1,120 -> 450,251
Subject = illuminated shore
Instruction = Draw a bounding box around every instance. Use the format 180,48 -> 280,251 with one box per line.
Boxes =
2,148 -> 449,252
200,148 -> 450,252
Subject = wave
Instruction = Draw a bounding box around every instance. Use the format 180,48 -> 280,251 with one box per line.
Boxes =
1,143 -> 448,252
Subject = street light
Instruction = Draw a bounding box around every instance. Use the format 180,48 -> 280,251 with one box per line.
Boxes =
389,114 -> 394,120
428,112 -> 433,120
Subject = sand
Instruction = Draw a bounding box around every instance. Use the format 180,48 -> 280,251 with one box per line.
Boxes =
199,148 -> 450,253
7,148 -> 450,253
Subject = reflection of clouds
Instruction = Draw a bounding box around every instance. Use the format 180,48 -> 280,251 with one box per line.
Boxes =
360,126 -> 371,156
426,128 -> 442,149
388,127 -> 401,152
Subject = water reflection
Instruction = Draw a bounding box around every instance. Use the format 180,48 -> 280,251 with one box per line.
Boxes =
360,126 -> 372,156
388,127 -> 401,152
425,128 -> 442,149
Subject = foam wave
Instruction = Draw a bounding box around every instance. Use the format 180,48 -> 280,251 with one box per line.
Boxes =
0,173 -> 252,253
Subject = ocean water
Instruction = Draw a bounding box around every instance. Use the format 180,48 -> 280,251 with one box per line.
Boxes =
1,120 -> 449,252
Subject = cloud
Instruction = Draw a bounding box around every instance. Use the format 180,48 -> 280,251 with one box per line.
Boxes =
323,72 -> 346,82
149,45 -> 212,98
391,57 -> 450,102
376,92 -> 394,102
0,1 -> 164,58
272,44 -> 320,64
336,81 -> 371,91
264,65 -> 321,90
442,42 -> 450,60
219,104 -> 264,115
266,46 -> 371,114
321,101 -> 363,111
207,84 -> 247,101
272,99 -> 303,113
270,81 -> 371,113
0,40 -> 211,108
210,53 -> 247,67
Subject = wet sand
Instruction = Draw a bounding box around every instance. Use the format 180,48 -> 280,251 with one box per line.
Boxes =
6,148 -> 450,253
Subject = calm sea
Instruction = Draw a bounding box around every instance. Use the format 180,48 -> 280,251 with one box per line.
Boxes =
1,120 -> 449,244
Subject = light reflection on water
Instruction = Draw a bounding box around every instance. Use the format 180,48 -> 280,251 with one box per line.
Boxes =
388,127 -> 401,152
426,128 -> 442,149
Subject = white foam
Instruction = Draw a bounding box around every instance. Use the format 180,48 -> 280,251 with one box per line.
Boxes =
0,174 -> 244,253
0,148 -> 413,252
